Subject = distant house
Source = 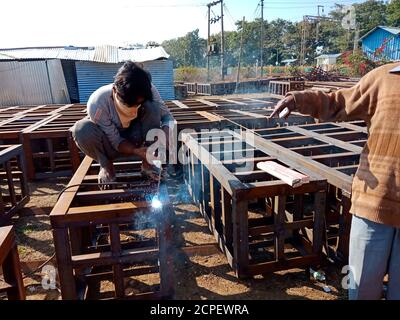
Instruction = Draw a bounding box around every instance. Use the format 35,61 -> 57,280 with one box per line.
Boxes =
0,45 -> 174,106
360,26 -> 400,61
315,54 -> 342,71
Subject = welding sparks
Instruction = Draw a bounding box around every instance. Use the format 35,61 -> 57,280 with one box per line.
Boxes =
151,197 -> 163,209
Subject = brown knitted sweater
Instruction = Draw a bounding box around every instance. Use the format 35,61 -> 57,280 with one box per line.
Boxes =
288,63 -> 400,227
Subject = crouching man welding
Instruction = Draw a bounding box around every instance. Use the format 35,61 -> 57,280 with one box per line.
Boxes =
270,63 -> 400,300
71,61 -> 174,186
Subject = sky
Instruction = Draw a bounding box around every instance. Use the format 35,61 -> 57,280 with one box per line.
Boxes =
1,0 -> 368,49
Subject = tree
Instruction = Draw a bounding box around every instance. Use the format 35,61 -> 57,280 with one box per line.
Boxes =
355,0 -> 387,37
146,41 -> 160,48
387,0 -> 400,27
161,29 -> 206,68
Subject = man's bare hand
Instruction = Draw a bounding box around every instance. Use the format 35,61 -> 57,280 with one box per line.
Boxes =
141,159 -> 161,181
269,95 -> 296,119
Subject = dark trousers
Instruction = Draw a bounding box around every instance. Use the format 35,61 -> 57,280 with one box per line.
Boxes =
71,101 -> 162,167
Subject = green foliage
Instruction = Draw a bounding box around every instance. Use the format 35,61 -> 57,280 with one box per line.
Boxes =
174,66 -> 207,82
159,0 -> 394,75
287,65 -> 301,76
161,29 -> 207,68
355,0 -> 388,37
387,0 -> 400,27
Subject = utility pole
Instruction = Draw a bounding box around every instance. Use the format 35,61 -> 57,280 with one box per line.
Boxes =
236,16 -> 246,92
220,0 -> 225,81
300,14 -> 336,65
207,0 -> 223,81
260,0 -> 264,79
317,5 -> 324,16
353,26 -> 360,53
207,4 -> 211,81
316,6 -> 324,44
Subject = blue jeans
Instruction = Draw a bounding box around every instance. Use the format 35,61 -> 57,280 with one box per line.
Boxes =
349,215 -> 400,300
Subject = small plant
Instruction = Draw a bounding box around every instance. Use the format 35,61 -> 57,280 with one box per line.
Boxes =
339,50 -> 378,77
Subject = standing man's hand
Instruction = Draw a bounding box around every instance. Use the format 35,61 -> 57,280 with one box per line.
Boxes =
269,95 -> 296,119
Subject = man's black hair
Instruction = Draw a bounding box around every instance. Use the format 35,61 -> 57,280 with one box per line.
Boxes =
113,61 -> 153,106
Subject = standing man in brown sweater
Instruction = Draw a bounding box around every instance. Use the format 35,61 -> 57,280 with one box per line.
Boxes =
270,63 -> 400,300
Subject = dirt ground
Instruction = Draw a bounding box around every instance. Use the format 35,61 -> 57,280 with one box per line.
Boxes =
1,175 -> 347,301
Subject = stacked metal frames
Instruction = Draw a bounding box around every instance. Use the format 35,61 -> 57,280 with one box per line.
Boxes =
254,121 -> 367,262
182,130 -> 327,278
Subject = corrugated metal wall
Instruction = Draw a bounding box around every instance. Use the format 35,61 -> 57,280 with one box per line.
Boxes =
75,61 -> 120,103
61,60 -> 80,102
75,60 -> 175,103
362,29 -> 400,61
0,59 -> 70,106
144,60 -> 175,101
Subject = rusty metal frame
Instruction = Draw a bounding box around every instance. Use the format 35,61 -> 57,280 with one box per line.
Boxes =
22,113 -> 88,180
50,156 -> 174,300
0,226 -> 25,300
0,145 -> 29,225
248,122 -> 367,262
182,130 -> 326,278
268,80 -> 305,96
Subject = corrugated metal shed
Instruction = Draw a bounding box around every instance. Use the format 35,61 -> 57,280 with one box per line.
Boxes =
61,60 -> 79,102
0,46 -> 170,63
76,60 -> 174,103
0,59 -> 69,106
0,45 -> 174,104
361,26 -> 400,61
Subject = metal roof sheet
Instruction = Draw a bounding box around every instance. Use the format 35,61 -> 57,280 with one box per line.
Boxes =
360,26 -> 400,40
0,46 -> 170,63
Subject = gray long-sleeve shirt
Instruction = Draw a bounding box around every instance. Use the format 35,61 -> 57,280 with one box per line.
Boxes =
87,83 -> 174,150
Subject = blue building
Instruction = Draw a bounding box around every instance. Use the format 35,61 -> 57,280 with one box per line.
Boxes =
360,26 -> 400,61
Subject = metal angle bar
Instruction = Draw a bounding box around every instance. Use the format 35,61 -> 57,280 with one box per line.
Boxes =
287,126 -> 363,154
238,130 -> 353,192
